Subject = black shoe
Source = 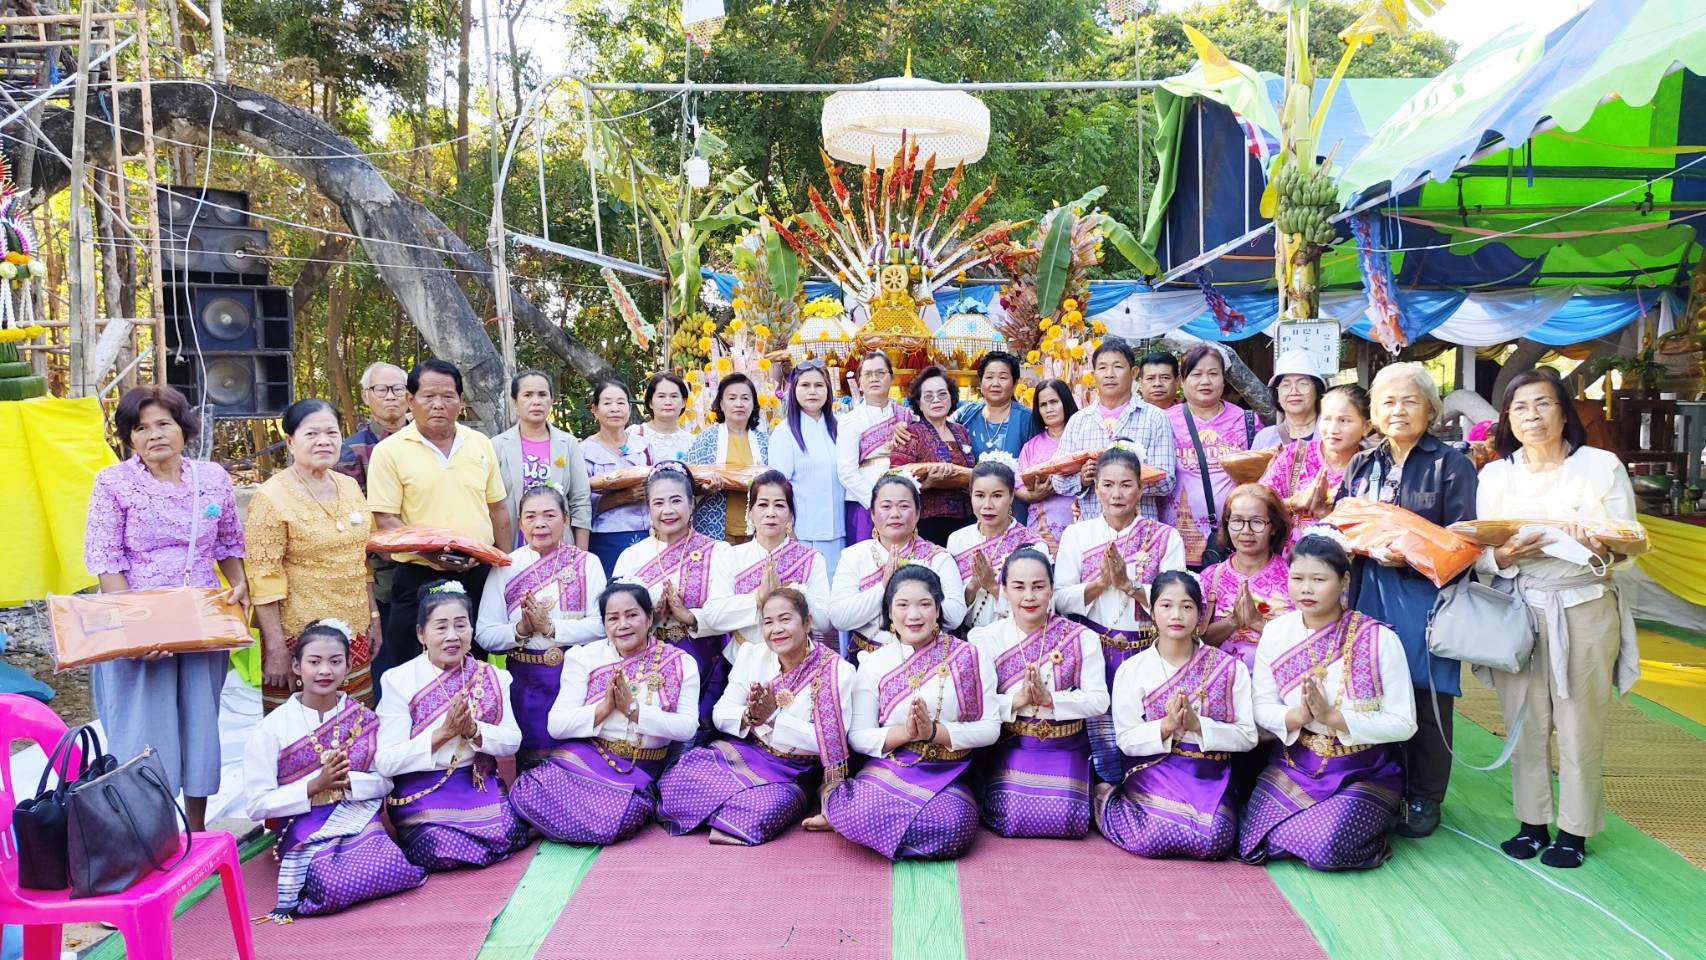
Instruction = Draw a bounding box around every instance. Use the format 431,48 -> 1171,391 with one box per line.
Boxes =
1541,831 -> 1587,869
1393,798 -> 1441,838
1500,823 -> 1551,860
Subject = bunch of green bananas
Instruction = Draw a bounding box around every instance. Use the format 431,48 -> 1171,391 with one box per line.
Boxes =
1272,165 -> 1341,247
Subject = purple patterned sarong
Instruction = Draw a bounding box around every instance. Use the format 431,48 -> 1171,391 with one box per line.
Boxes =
656,738 -> 817,844
506,656 -> 564,769
387,762 -> 530,871
274,801 -> 426,915
1237,739 -> 1403,870
1096,750 -> 1237,860
824,750 -> 980,860
1070,616 -> 1156,784
846,502 -> 874,545
509,739 -> 666,845
978,728 -> 1092,839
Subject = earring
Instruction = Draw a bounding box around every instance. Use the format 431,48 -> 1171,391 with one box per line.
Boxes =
786,521 -> 795,541
744,513 -> 755,537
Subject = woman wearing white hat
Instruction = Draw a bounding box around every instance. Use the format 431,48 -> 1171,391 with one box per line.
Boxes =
1252,350 -> 1327,450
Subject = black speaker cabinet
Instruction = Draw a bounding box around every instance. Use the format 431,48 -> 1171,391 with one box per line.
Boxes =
164,284 -> 294,354
165,352 -> 293,417
161,226 -> 270,278
158,186 -> 252,229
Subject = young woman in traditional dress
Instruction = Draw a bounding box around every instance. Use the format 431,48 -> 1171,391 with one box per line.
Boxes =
717,471 -> 832,657
613,462 -> 743,722
1199,484 -> 1294,671
968,548 -> 1106,839
476,484 -> 607,770
835,351 -> 912,545
1053,444 -> 1187,782
1095,572 -> 1257,859
657,588 -> 856,844
1238,532 -> 1416,870
829,473 -> 968,660
244,621 -> 425,920
1259,384 -> 1370,551
825,566 -> 999,860
507,582 -> 700,845
375,581 -> 529,871
948,459 -> 1043,632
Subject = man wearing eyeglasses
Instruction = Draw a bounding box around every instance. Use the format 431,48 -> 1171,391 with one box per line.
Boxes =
337,362 -> 410,492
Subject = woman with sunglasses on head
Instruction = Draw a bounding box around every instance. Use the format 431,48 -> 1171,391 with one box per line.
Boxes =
1164,345 -> 1257,568
829,473 -> 968,660
658,587 -> 856,844
684,373 -> 770,544
509,581 -> 700,845
968,548 -> 1106,839
948,458 -> 1043,631
766,360 -> 846,576
825,565 -> 1000,859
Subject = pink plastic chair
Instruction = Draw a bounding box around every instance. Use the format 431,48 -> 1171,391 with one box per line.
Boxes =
0,694 -> 256,960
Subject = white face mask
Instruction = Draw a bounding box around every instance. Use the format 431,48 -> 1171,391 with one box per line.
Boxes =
1522,524 -> 1608,575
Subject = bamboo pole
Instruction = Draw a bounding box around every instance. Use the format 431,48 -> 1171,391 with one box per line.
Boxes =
66,0 -> 97,396
134,0 -> 167,382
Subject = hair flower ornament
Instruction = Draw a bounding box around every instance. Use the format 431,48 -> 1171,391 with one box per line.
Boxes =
1300,523 -> 1352,550
1107,438 -> 1148,462
977,450 -> 1019,471
428,581 -> 468,595
314,617 -> 355,640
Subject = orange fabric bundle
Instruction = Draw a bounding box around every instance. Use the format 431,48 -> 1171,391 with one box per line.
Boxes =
1324,497 -> 1481,587
366,526 -> 512,567
50,587 -> 253,669
1221,447 -> 1279,484
688,463 -> 768,493
1018,447 -> 1164,487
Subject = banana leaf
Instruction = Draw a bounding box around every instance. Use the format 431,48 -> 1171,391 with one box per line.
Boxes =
1093,212 -> 1160,275
1035,211 -> 1076,316
764,224 -> 801,299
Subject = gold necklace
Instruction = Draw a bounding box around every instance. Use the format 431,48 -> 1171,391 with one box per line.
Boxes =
291,466 -> 358,532
304,701 -> 362,763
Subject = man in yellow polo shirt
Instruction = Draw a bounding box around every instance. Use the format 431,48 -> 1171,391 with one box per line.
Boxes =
367,358 -> 513,693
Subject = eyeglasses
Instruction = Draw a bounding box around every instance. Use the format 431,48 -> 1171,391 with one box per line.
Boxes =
1509,400 -> 1559,417
1226,517 -> 1271,532
1276,380 -> 1314,395
367,384 -> 406,397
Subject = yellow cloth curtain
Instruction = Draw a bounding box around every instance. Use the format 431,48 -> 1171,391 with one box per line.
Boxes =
1635,513 -> 1706,607
0,397 -> 117,605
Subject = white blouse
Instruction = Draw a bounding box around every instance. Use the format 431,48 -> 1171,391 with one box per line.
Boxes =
546,639 -> 702,749
834,401 -> 906,509
828,538 -> 968,644
612,535 -> 747,641
475,543 -> 607,653
375,656 -> 523,777
1251,611 -> 1417,747
630,423 -> 696,463
242,694 -> 391,821
845,639 -> 1001,757
966,617 -> 1109,723
711,643 -> 857,756
946,520 -> 1043,629
1110,646 -> 1257,758
1476,446 -> 1638,610
1052,516 -> 1186,630
717,538 -> 833,658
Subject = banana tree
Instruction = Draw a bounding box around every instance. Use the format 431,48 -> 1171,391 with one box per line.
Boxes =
589,125 -> 762,363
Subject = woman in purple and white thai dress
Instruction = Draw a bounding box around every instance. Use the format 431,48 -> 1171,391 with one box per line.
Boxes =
508,582 -> 700,845
376,581 -> 529,871
1096,572 -> 1256,859
968,548 -> 1106,839
830,474 -> 967,661
835,351 -> 913,545
716,471 -> 832,659
948,459 -> 1044,632
1239,532 -> 1416,871
476,484 -> 607,771
244,621 -> 425,920
658,588 -> 856,844
1053,445 -> 1186,782
1199,485 -> 1294,671
613,462 -> 743,724
824,566 -> 1000,860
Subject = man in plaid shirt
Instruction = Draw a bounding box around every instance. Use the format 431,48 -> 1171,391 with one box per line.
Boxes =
336,362 -> 409,492
1051,337 -> 1177,520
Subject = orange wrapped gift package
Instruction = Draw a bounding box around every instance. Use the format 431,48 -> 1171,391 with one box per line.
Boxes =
1221,447 -> 1279,485
50,587 -> 253,670
1018,447 -> 1164,488
366,526 -> 512,567
1323,497 -> 1481,588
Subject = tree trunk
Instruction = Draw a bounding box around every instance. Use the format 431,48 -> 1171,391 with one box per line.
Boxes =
325,272 -> 355,430
1490,339 -> 1550,408
456,0 -> 472,179
13,83 -> 617,426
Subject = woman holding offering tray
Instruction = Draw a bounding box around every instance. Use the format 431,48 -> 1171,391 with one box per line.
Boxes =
887,364 -> 977,546
683,373 -> 770,543
1016,378 -> 1080,546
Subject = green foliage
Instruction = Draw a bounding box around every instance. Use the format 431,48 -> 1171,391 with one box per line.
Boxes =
1140,0 -> 1455,78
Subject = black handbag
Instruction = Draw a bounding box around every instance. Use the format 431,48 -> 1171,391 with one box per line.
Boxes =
14,725 -> 117,890
66,744 -> 192,898
1183,407 -> 1257,568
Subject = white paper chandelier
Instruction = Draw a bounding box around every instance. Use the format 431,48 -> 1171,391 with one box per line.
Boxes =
821,60 -> 990,169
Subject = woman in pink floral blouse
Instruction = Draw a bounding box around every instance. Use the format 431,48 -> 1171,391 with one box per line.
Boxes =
83,385 -> 249,831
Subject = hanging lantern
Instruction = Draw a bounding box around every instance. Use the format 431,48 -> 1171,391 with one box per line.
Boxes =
682,0 -> 725,52
821,54 -> 989,169
685,155 -> 711,189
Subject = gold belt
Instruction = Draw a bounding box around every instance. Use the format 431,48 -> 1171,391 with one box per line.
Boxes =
1298,731 -> 1371,758
852,632 -> 881,652
1099,624 -> 1158,650
1172,744 -> 1231,761
1004,718 -> 1085,740
596,738 -> 669,761
753,737 -> 814,760
655,621 -> 690,642
897,742 -> 969,762
507,647 -> 565,666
